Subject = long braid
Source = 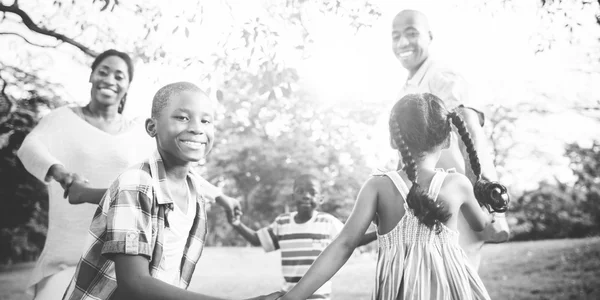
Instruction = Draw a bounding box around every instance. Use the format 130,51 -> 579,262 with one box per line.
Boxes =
448,112 -> 510,213
390,110 -> 450,232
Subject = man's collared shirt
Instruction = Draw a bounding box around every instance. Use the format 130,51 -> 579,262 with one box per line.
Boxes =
400,57 -> 470,109
63,150 -> 208,300
373,56 -> 481,171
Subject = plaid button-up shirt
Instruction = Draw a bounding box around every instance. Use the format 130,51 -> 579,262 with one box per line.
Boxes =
63,150 -> 208,300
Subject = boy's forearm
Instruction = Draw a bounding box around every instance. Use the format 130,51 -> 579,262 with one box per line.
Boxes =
119,274 -> 227,300
114,254 -> 228,300
214,194 -> 226,206
70,188 -> 106,205
215,194 -> 239,209
232,223 -> 261,246
214,195 -> 241,221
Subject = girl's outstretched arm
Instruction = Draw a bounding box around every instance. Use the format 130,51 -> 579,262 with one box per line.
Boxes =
448,173 -> 492,232
280,177 -> 380,300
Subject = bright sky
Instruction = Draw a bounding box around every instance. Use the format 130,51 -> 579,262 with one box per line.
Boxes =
1,0 -> 599,192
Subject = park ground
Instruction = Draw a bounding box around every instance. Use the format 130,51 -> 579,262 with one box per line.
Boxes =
1,237 -> 598,300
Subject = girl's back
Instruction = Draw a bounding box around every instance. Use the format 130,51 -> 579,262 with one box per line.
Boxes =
371,169 -> 491,300
276,93 -> 508,300
375,169 -> 472,233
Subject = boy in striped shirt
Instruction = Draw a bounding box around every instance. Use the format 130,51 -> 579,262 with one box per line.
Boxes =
230,174 -> 376,299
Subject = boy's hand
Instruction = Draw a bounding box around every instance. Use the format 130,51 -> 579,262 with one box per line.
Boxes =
244,291 -> 284,300
229,209 -> 242,226
216,195 -> 243,223
65,173 -> 91,202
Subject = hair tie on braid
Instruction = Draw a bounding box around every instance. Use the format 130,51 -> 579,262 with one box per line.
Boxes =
449,111 -> 510,213
473,180 -> 510,213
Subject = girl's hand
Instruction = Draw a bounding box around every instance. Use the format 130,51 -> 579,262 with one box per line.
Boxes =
244,291 -> 284,300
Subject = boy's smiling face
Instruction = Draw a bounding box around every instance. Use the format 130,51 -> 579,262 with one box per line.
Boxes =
148,91 -> 215,164
293,178 -> 323,216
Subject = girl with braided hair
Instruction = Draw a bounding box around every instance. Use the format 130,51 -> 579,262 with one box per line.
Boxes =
275,93 -> 509,300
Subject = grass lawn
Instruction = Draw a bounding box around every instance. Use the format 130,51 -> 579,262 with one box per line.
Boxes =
1,237 -> 598,300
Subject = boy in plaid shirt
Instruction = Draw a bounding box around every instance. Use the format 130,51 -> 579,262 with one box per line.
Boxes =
63,82 -> 282,300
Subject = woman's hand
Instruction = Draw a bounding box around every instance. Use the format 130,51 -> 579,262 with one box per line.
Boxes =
48,164 -> 74,191
64,173 -> 90,203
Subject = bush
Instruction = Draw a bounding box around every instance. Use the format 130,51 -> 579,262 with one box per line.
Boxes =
510,182 -> 599,241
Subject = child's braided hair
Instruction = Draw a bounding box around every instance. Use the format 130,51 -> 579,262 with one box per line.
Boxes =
447,112 -> 510,213
389,93 -> 509,232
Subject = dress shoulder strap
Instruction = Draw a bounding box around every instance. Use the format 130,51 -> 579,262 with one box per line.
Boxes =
428,170 -> 450,201
384,171 -> 410,204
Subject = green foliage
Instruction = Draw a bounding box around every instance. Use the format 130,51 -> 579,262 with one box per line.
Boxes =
510,182 -> 596,240
510,141 -> 600,241
567,141 -> 600,227
0,63 -> 68,264
0,0 -> 383,256
201,15 -> 377,245
487,0 -> 600,53
1,0 -> 598,262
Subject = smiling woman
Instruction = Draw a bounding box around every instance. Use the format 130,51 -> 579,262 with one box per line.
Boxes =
15,49 -> 156,300
76,50 -> 134,133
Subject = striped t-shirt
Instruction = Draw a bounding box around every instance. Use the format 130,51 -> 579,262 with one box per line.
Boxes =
257,211 -> 343,299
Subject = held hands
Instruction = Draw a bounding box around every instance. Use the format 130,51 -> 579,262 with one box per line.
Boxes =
230,208 -> 243,227
227,203 -> 243,227
49,164 -> 74,192
66,174 -> 92,204
49,164 -> 90,201
217,195 -> 243,225
243,291 -> 284,300
482,212 -> 510,243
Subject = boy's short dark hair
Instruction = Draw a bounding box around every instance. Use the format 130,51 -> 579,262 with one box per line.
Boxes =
151,81 -> 205,118
293,174 -> 320,189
